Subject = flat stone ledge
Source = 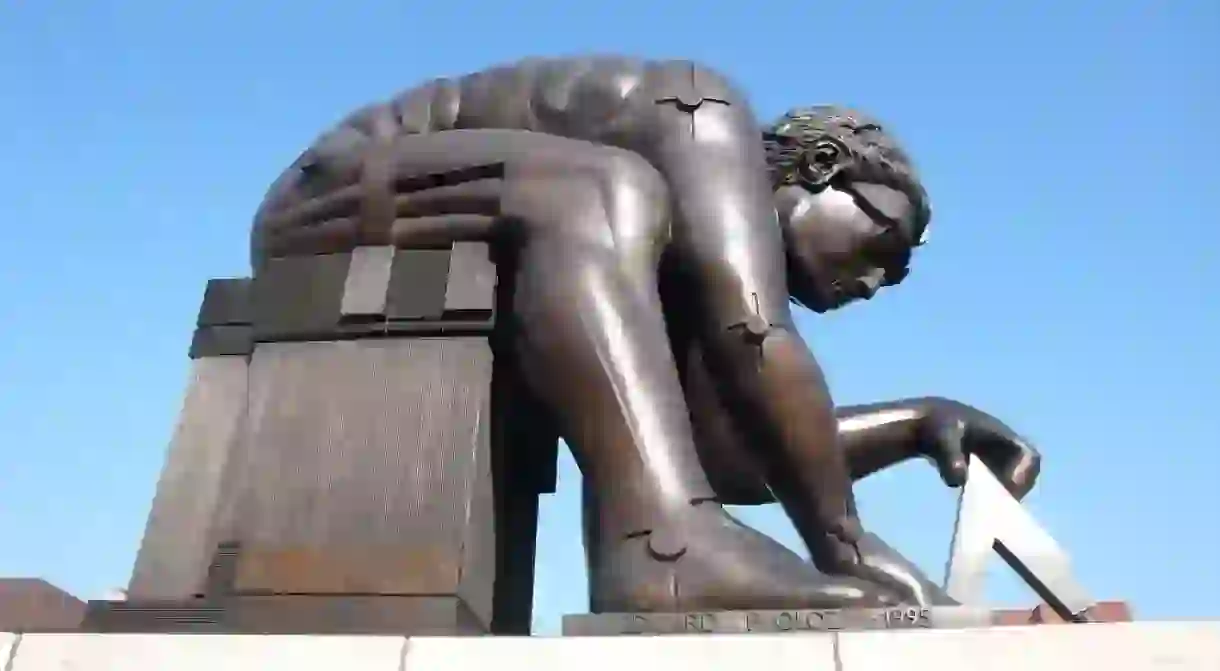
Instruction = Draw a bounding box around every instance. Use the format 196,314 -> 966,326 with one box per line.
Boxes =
409,633 -> 837,668
837,621 -> 1220,671
6,632 -> 406,671
2,622 -> 1217,670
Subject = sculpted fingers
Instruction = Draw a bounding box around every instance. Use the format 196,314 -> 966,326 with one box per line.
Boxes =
922,410 -> 969,488
1001,435 -> 1042,500
918,399 -> 1042,499
965,417 -> 1043,500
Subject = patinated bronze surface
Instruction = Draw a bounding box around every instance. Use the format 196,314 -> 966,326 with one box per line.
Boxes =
251,55 -> 1041,613
98,241 -> 556,635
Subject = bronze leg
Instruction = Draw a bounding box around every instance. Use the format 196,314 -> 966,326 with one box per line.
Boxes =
671,329 -> 955,605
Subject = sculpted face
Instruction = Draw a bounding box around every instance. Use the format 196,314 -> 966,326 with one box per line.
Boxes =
768,122 -> 930,313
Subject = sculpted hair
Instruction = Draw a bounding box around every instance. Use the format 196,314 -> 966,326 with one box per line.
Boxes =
761,105 -> 931,240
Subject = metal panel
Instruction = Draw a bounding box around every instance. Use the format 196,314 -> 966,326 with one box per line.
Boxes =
341,246 -> 395,317
196,278 -> 253,327
228,338 -> 496,627
251,253 -> 349,341
386,249 -> 450,319
189,325 -> 254,359
127,356 -> 250,600
443,242 -> 496,314
233,546 -> 460,596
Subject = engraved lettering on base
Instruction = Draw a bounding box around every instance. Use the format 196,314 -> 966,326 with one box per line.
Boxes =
883,606 -> 930,628
944,456 -> 1095,620
590,607 -> 938,635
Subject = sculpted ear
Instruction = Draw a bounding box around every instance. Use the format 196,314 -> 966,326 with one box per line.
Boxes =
943,457 -> 1095,621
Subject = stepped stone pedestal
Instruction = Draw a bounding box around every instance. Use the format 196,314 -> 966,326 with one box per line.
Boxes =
81,243 -> 558,636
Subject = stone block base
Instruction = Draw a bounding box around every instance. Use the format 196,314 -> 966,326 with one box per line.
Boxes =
4,623 -> 1219,670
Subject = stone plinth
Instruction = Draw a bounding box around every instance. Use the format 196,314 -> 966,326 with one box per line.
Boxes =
4,623 -> 1220,670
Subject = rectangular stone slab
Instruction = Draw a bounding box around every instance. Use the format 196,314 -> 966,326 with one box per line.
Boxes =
13,622 -> 1220,671
561,606 -> 994,636
9,630 -> 407,671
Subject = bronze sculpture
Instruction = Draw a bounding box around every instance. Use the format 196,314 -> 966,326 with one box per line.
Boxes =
251,55 -> 1041,613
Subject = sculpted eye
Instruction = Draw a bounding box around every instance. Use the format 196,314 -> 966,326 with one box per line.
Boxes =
798,139 -> 847,185
811,141 -> 841,165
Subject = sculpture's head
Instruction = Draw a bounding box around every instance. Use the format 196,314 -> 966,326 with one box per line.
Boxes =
763,106 -> 932,313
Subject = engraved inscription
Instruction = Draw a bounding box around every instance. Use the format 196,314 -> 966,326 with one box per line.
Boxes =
623,613 -> 648,635
616,607 -> 932,635
684,612 -> 714,632
883,606 -> 932,628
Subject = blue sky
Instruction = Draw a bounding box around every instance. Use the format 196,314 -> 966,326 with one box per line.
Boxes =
0,1 -> 1216,634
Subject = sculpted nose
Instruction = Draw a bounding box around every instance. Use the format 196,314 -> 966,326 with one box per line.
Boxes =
854,267 -> 887,298
860,227 -> 913,287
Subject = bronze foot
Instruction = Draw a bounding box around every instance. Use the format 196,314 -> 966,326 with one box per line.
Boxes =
588,502 -> 902,613
808,519 -> 957,607
854,532 -> 957,607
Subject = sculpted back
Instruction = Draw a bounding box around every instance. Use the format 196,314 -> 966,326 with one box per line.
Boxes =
253,56 -> 752,267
